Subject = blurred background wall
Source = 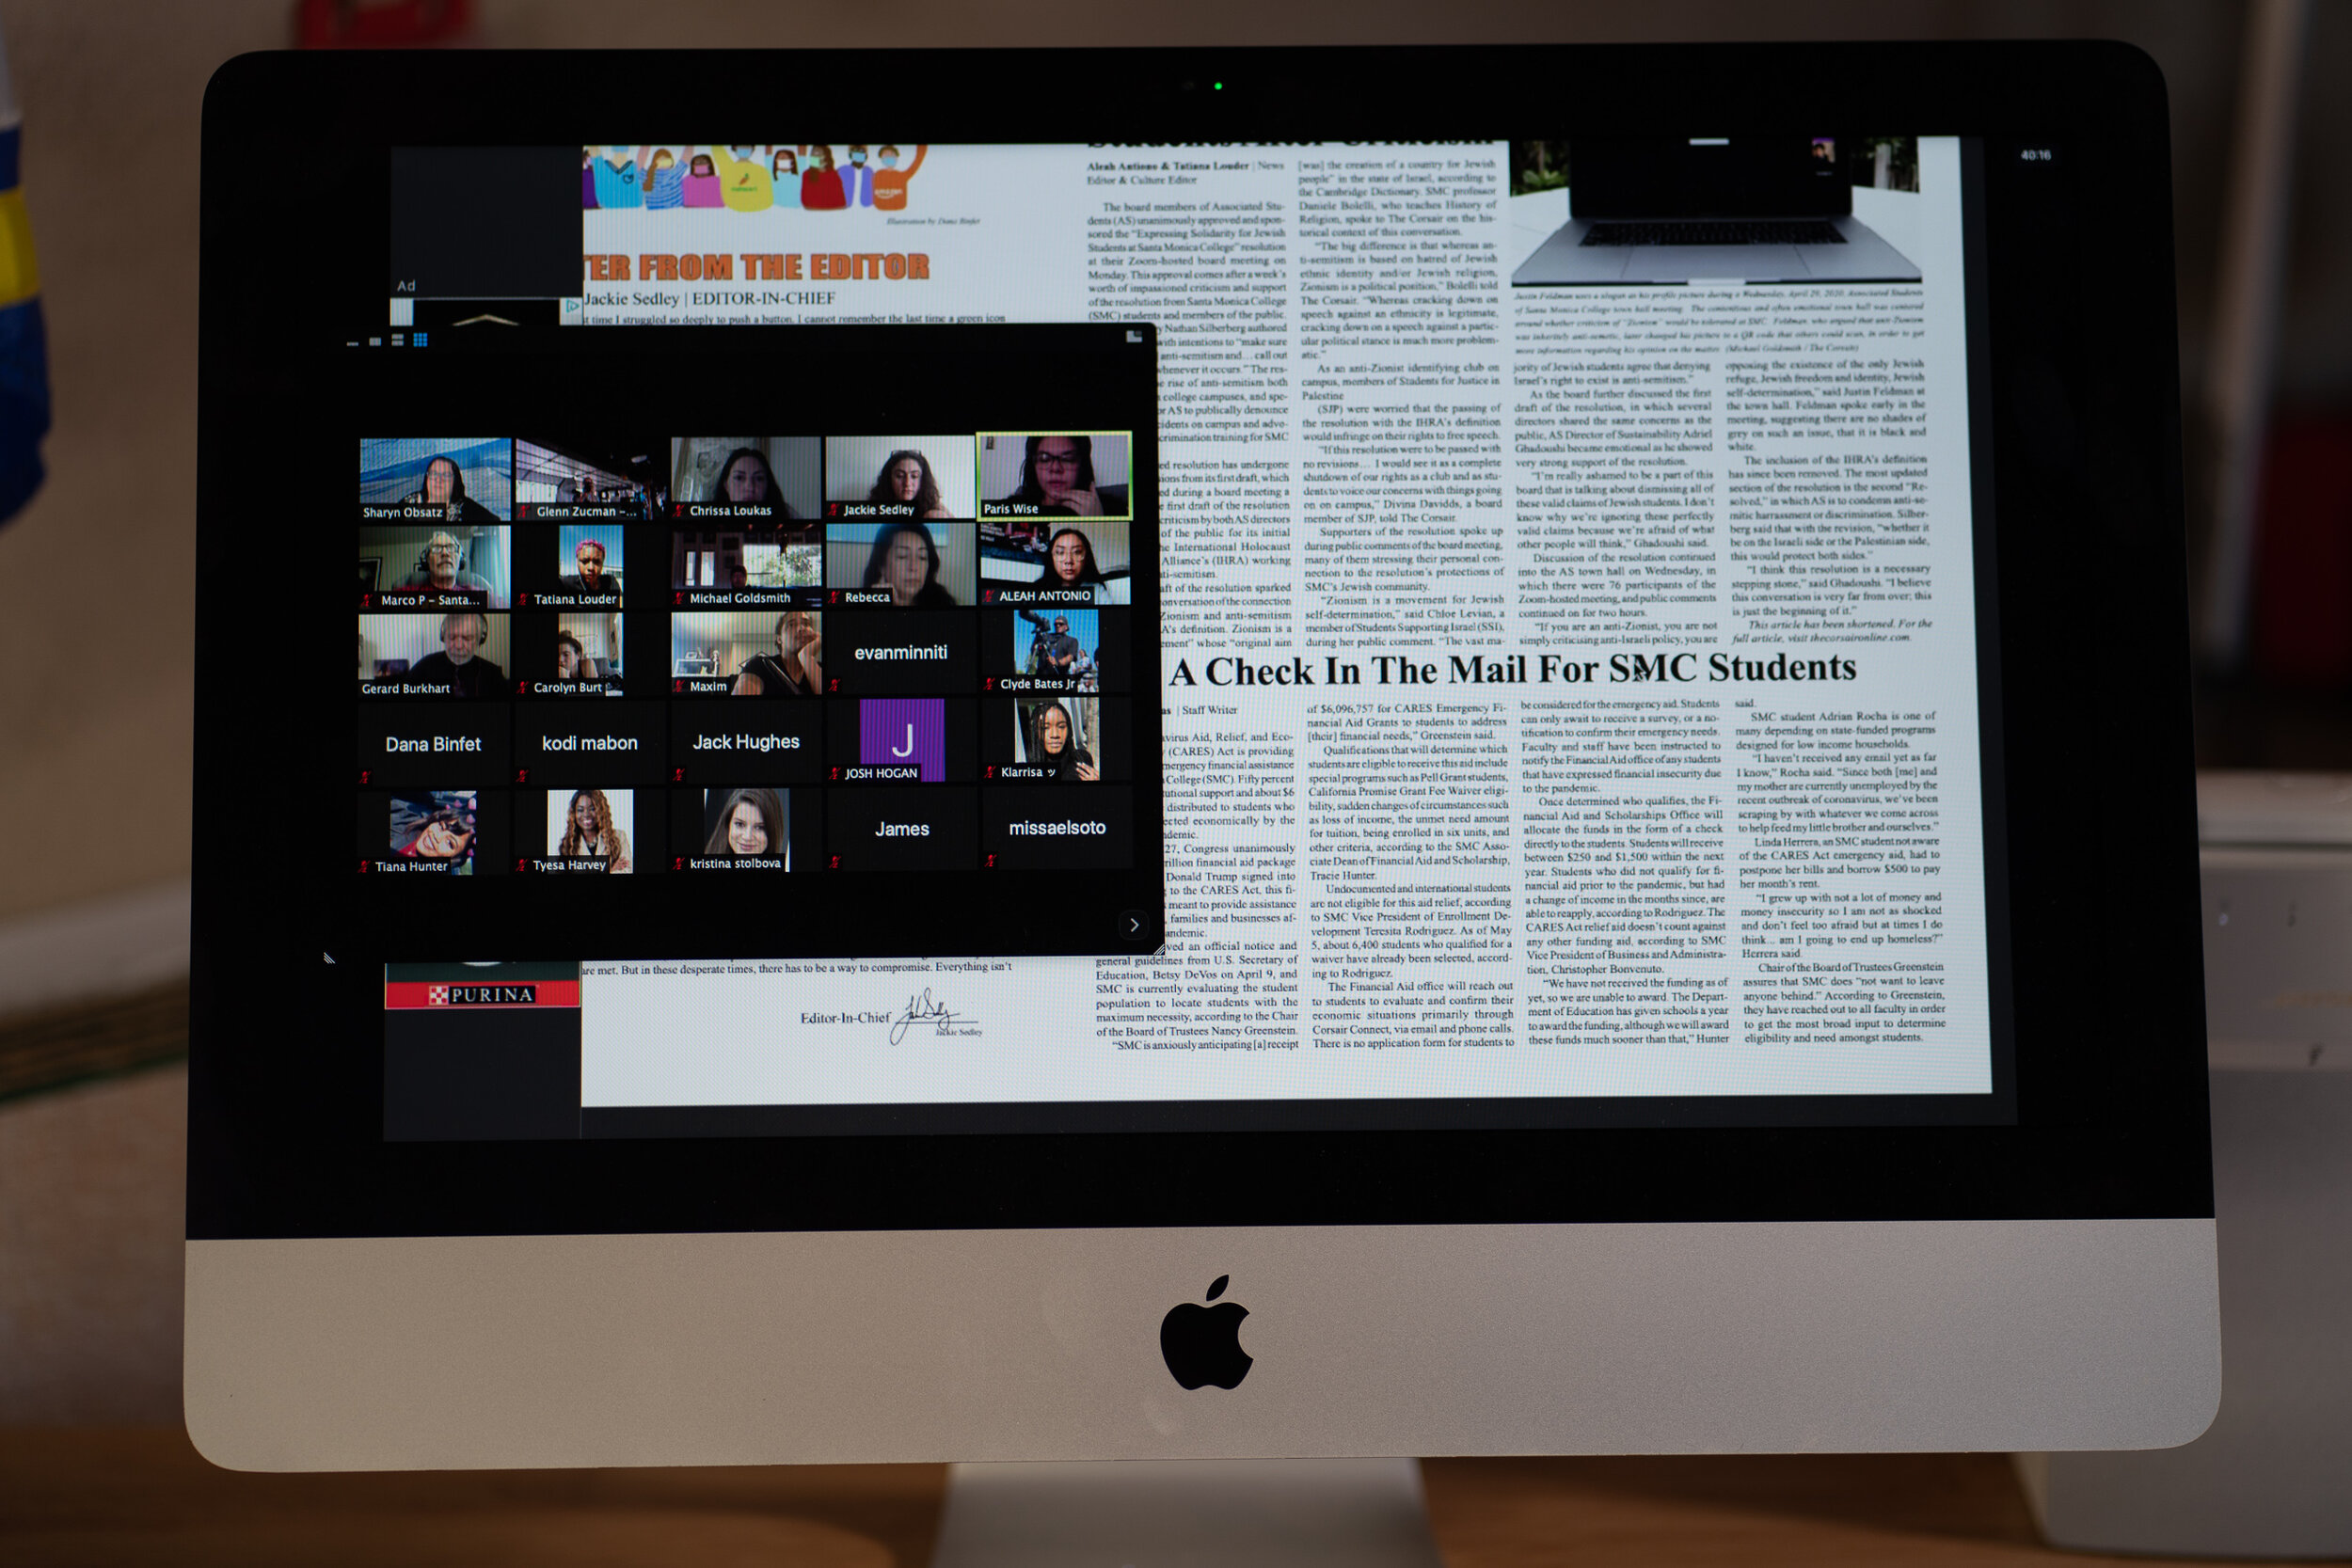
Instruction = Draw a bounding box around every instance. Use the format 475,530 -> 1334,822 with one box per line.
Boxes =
0,0 -> 2345,1424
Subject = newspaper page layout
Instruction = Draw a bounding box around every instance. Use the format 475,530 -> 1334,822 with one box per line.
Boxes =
573,139 -> 1990,1109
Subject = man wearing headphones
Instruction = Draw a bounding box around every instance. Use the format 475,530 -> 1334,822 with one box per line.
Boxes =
406,611 -> 505,698
396,531 -> 499,604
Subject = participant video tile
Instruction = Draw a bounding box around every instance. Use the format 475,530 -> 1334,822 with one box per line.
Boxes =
985,695 -> 1122,784
823,610 -> 975,695
672,520 -> 823,607
359,436 -> 512,522
978,515 -> 1130,606
671,436 -> 820,521
671,704 -> 823,784
823,435 -> 977,520
985,605 -> 1116,693
358,610 -> 511,698
528,525 -> 626,607
359,709 -> 507,786
669,786 -> 819,873
982,786 -> 1134,870
513,436 -> 662,520
826,520 -> 977,609
356,789 -> 506,877
671,609 -> 824,696
358,524 -> 510,610
826,786 -> 978,872
537,786 -> 639,874
977,432 -> 1133,520
390,790 -> 482,874
551,611 -> 623,689
513,703 -> 664,787
826,697 -> 977,784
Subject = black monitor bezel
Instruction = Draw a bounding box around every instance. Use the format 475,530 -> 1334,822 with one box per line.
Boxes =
189,42 -> 2211,1239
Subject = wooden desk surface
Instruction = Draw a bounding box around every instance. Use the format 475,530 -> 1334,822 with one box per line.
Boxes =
0,1429 -> 2282,1566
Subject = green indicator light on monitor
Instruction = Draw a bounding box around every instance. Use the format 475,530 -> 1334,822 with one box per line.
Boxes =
1214,81 -> 1223,90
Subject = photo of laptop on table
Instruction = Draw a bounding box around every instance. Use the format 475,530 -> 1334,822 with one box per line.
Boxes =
1513,134 -> 1923,285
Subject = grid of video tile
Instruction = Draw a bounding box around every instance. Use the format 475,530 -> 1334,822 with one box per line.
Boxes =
356,434 -> 1137,877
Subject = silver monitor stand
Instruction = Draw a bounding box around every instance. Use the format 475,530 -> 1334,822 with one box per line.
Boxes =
930,1458 -> 1441,1568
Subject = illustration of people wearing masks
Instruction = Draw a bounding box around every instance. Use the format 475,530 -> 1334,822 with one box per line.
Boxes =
682,150 -> 723,209
801,145 -> 847,210
840,144 -> 875,207
590,146 -> 643,210
638,146 -> 684,210
873,144 -> 927,211
770,148 -> 802,210
711,144 -> 774,213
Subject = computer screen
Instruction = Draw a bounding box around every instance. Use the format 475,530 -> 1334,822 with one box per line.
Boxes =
352,134 -> 2010,1141
188,46 -> 2216,1471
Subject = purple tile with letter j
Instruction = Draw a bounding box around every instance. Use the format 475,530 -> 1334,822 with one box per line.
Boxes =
859,698 -> 946,782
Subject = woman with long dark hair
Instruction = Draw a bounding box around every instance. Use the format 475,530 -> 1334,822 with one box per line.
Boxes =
704,787 -> 787,863
401,805 -> 475,865
860,520 -> 958,608
994,435 -> 1126,517
1026,700 -> 1098,783
558,788 -> 633,873
867,450 -> 954,517
1034,526 -> 1114,603
706,447 -> 802,517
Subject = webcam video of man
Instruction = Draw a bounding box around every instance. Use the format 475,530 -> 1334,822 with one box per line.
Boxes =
358,436 -> 512,523
670,610 -> 822,696
672,522 -> 823,605
1009,606 -> 1100,690
358,610 -> 511,698
514,436 -> 662,520
359,525 -> 512,610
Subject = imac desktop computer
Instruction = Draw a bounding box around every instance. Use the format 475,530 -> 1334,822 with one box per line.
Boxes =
186,41 -> 2217,1558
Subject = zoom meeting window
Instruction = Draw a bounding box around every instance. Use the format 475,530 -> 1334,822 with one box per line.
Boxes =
385,135 -> 2007,1139
358,426 -> 1141,882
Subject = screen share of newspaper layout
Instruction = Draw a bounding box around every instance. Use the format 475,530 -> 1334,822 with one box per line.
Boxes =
572,136 -> 1990,1111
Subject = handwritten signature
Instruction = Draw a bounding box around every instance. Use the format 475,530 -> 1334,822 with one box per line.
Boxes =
889,988 -> 967,1045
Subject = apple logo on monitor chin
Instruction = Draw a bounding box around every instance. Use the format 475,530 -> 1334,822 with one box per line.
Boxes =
1159,1275 -> 1252,1390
